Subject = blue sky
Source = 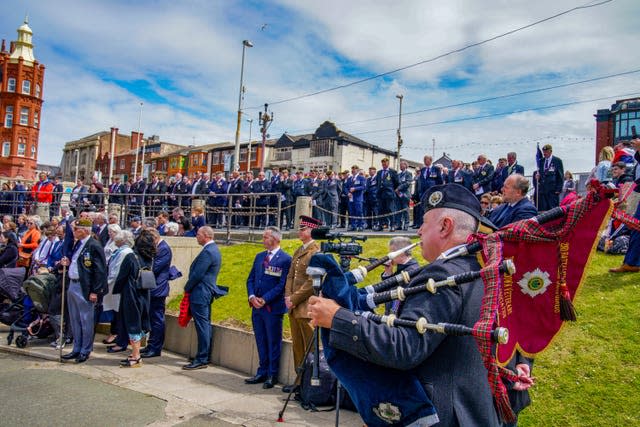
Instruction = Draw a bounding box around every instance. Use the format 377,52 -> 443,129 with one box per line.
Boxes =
1,0 -> 639,173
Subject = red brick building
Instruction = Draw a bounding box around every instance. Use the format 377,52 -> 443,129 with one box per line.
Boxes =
0,18 -> 45,180
595,97 -> 640,162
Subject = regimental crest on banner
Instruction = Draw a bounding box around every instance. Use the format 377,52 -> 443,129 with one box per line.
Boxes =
373,402 -> 401,424
517,268 -> 552,298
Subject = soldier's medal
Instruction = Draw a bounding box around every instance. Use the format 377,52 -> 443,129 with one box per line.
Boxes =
428,191 -> 443,207
83,252 -> 92,268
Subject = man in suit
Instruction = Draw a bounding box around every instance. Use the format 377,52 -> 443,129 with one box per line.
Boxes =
489,174 -> 538,228
472,154 -> 495,198
413,155 -> 444,228
535,144 -> 564,211
282,215 -> 321,394
375,157 -> 400,231
60,218 -> 107,363
50,176 -> 64,218
128,176 -> 146,220
141,228 -> 174,358
502,152 -> 525,182
145,174 -> 166,218
108,176 -> 126,206
245,227 -> 292,389
364,166 -> 378,230
344,165 -> 366,231
226,170 -> 245,228
395,160 -> 413,230
448,160 -> 473,191
93,212 -> 109,247
183,226 -> 226,370
309,184 -> 530,426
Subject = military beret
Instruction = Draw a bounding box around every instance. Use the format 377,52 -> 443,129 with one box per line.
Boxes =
542,144 -> 552,151
299,215 -> 322,229
76,218 -> 93,228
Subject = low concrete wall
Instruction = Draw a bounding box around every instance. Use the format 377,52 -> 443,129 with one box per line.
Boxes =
164,314 -> 296,384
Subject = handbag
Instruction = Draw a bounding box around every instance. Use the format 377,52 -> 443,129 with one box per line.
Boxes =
134,255 -> 156,290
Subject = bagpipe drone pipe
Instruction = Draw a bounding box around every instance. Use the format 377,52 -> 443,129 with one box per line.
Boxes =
307,253 -> 438,427
309,182 -> 614,424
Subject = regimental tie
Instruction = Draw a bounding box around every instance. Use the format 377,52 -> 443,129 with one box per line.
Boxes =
263,251 -> 272,267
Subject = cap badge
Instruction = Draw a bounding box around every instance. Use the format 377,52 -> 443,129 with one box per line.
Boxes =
428,191 -> 443,207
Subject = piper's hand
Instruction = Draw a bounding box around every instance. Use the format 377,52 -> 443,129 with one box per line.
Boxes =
513,363 -> 535,391
308,296 -> 340,328
383,262 -> 393,275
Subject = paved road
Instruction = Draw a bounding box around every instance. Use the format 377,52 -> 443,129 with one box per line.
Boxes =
0,337 -> 362,426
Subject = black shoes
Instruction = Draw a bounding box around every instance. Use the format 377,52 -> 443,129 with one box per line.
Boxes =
141,351 -> 161,358
107,346 -> 127,353
182,361 -> 208,370
244,374 -> 267,384
263,376 -> 277,389
61,351 -> 80,360
282,384 -> 300,393
75,353 -> 90,363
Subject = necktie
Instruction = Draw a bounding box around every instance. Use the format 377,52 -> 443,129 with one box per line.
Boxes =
263,251 -> 272,267
72,240 -> 81,255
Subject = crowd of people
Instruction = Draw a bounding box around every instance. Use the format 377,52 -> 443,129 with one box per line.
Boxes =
2,145 -> 571,235
3,139 -> 640,425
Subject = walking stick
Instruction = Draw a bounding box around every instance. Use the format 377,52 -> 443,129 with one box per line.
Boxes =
59,264 -> 67,361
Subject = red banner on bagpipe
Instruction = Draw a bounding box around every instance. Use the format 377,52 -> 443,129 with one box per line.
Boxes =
486,189 -> 612,365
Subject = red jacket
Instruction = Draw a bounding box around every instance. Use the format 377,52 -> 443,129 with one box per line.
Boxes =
32,180 -> 54,203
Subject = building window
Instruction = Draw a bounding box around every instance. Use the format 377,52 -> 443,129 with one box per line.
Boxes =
191,155 -> 198,166
310,139 -> 334,157
119,159 -> 125,170
36,84 -> 41,98
30,145 -> 36,158
34,111 -> 39,128
250,146 -> 257,161
20,107 -> 29,125
7,78 -> 16,92
17,143 -> 26,156
22,80 -> 31,95
274,147 -> 292,161
212,152 -> 220,165
151,161 -> 157,172
4,106 -> 13,128
2,142 -> 10,157
615,111 -> 640,139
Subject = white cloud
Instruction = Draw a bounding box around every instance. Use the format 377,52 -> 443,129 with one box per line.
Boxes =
0,0 -> 637,175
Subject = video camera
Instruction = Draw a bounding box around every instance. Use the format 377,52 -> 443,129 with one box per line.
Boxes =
310,227 -> 366,257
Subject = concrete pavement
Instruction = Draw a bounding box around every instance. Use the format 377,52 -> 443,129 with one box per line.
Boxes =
0,330 -> 364,427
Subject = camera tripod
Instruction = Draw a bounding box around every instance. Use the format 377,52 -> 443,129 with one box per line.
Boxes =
278,259 -> 351,426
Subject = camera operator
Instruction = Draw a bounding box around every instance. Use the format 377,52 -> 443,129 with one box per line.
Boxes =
281,215 -> 321,394
380,236 -> 418,315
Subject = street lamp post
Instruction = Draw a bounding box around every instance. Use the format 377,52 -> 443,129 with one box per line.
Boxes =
74,149 -> 80,182
395,94 -> 403,169
246,118 -> 253,173
233,39 -> 253,172
133,102 -> 143,181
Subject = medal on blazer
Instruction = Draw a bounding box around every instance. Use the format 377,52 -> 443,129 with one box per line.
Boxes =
83,252 -> 92,267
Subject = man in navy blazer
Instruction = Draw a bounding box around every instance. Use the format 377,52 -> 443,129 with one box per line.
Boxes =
182,226 -> 226,370
244,227 -> 292,388
501,152 -> 525,182
490,174 -> 538,228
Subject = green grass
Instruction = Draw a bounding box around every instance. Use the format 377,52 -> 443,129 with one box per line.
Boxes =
519,252 -> 640,426
166,237 -> 414,336
169,241 -> 640,425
